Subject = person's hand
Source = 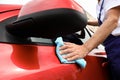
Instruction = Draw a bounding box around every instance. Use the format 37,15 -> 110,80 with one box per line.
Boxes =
59,42 -> 89,61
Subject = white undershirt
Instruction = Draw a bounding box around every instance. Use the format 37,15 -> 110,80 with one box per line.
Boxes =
96,0 -> 120,36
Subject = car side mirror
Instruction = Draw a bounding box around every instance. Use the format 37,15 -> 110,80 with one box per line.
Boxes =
6,8 -> 87,39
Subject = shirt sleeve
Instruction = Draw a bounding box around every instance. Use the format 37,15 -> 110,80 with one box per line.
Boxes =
104,0 -> 120,11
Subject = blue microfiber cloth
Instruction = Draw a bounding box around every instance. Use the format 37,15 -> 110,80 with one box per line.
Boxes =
55,37 -> 87,68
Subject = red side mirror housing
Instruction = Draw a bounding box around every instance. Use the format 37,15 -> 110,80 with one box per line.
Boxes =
6,0 -> 87,39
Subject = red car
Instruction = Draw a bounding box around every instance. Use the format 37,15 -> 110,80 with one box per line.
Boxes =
0,0 -> 110,80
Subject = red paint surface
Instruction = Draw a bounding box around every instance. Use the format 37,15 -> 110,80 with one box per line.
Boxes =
0,4 -> 21,21
0,43 -> 110,80
19,0 -> 84,17
0,4 -> 21,12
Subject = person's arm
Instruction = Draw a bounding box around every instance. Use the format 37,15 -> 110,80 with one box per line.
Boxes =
87,20 -> 99,26
84,6 -> 120,52
60,6 -> 120,61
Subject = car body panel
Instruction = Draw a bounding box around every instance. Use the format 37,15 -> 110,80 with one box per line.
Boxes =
0,4 -> 21,21
0,43 -> 109,80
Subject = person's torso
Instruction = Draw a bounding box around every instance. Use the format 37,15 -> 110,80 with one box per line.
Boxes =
96,0 -> 120,36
